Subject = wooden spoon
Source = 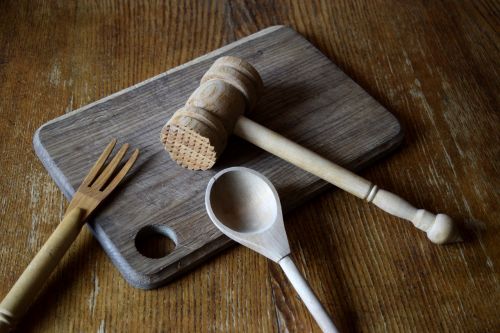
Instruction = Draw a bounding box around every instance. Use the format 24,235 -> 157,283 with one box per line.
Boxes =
205,167 -> 339,333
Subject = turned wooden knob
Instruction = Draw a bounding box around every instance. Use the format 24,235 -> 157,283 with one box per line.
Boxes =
161,56 -> 262,170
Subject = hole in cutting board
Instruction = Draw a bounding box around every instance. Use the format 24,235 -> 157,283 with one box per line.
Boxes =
135,225 -> 177,259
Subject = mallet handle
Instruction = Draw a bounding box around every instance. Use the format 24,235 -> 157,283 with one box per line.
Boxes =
234,116 -> 460,244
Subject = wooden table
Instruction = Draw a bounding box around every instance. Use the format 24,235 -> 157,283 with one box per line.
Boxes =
0,1 -> 498,332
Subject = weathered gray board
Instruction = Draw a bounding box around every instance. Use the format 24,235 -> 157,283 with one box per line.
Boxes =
34,26 -> 403,289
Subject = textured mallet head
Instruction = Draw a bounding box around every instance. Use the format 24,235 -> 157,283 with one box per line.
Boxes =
161,56 -> 263,170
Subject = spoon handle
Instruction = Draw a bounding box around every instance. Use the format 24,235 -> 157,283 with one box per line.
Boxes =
278,256 -> 339,333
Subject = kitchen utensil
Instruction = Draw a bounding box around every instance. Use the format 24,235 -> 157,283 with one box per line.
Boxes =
0,139 -> 139,332
34,26 -> 403,288
205,167 -> 338,333
162,56 -> 460,245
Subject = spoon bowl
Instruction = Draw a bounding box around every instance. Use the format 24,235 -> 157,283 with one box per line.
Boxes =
206,167 -> 289,262
207,167 -> 278,234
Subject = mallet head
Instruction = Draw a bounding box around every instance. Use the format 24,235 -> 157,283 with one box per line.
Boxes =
161,56 -> 263,170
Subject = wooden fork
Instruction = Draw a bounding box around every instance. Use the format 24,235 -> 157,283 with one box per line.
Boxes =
0,139 -> 139,332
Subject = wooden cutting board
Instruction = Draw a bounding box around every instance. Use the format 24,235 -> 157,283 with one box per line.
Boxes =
34,25 -> 402,289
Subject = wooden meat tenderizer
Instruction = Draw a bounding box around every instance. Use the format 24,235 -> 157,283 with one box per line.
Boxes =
160,56 -> 460,244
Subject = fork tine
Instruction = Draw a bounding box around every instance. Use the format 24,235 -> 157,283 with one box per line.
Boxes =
91,143 -> 129,190
103,149 -> 139,194
81,139 -> 117,186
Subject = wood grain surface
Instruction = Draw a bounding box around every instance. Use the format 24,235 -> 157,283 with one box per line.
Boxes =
34,25 -> 402,289
0,1 -> 498,332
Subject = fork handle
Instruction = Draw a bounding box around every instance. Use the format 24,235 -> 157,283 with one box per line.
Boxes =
0,208 -> 84,332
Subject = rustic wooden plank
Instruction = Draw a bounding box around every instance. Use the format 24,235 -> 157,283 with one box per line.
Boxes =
0,1 -> 498,332
34,25 -> 402,289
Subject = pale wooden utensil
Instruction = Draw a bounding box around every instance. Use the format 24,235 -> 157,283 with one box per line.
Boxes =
162,56 -> 460,245
205,167 -> 339,333
0,139 -> 139,332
